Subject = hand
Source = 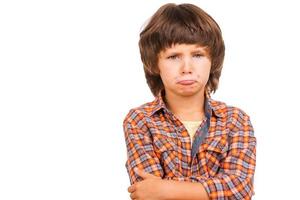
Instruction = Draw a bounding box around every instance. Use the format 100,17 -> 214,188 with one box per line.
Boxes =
127,168 -> 167,200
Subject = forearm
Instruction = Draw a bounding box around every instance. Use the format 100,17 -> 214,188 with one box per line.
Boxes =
162,179 -> 209,200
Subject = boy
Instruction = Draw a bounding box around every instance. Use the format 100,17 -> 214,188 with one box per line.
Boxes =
123,3 -> 256,200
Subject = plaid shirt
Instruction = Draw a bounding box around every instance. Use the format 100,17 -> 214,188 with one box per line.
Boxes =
123,89 -> 256,200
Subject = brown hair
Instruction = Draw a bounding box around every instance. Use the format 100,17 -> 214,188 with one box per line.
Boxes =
139,3 -> 225,96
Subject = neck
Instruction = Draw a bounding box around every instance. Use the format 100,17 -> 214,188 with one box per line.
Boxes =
163,89 -> 206,121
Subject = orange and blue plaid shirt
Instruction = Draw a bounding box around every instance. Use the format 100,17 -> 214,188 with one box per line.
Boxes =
123,89 -> 256,199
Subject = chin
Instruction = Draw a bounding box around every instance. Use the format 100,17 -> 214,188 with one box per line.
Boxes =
177,88 -> 203,97
179,91 -> 198,97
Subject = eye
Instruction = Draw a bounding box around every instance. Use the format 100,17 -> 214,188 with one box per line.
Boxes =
193,54 -> 203,58
167,55 -> 179,60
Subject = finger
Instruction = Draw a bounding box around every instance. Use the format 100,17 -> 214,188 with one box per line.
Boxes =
130,191 -> 137,199
128,184 -> 136,193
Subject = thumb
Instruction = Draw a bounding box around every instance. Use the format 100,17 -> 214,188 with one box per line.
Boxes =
134,168 -> 156,179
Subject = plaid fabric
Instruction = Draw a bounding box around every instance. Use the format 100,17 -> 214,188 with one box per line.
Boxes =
123,89 -> 256,200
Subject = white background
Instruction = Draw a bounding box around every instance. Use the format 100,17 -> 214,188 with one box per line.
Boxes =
1,0 -> 299,199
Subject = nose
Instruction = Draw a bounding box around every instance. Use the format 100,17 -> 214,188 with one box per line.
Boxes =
181,57 -> 193,74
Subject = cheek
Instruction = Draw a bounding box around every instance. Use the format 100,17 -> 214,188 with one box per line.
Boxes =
197,68 -> 210,84
159,71 -> 171,86
200,62 -> 211,80
162,75 -> 175,87
200,66 -> 210,74
160,69 -> 176,81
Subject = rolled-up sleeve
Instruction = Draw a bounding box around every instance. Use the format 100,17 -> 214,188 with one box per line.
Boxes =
196,137 -> 256,200
123,110 -> 164,185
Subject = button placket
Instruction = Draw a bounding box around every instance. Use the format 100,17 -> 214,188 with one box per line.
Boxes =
163,108 -> 193,177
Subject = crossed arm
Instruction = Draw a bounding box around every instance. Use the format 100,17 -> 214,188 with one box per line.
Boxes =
128,167 -> 209,200
124,115 -> 256,200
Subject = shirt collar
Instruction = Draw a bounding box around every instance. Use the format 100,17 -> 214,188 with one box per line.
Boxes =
150,89 -> 226,118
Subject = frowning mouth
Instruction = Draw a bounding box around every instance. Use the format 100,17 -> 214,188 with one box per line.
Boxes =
177,80 -> 196,85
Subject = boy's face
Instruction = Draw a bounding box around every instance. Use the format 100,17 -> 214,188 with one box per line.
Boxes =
157,43 -> 211,97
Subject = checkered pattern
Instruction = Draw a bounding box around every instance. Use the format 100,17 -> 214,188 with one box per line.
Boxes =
123,89 -> 256,199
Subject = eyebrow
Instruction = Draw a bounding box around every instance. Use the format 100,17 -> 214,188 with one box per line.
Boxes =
191,49 -> 206,54
165,49 -> 207,55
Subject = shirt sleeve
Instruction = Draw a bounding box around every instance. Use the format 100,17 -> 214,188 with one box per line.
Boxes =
123,110 -> 164,185
167,114 -> 256,200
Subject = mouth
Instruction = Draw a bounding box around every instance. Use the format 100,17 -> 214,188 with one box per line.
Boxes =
177,80 -> 197,85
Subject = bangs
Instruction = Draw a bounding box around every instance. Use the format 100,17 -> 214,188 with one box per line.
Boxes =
157,21 -> 210,52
